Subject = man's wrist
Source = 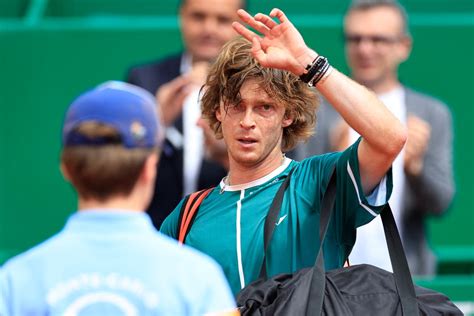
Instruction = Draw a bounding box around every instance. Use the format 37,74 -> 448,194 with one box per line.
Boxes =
299,55 -> 332,87
296,49 -> 318,75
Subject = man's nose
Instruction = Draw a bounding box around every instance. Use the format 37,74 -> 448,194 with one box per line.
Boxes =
239,110 -> 256,129
203,17 -> 218,33
353,38 -> 377,54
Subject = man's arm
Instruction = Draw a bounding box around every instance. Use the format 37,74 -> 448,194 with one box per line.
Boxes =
405,100 -> 455,215
317,70 -> 406,194
233,8 -> 407,194
160,199 -> 185,238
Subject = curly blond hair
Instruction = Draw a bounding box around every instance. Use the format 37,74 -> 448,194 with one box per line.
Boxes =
201,37 -> 319,152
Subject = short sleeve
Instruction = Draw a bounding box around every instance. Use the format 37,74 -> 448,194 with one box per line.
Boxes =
336,138 -> 393,228
160,199 -> 185,239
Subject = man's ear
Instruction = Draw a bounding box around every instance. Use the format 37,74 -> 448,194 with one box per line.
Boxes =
60,163 -> 71,182
141,153 -> 159,185
398,36 -> 412,63
216,105 -> 223,122
282,115 -> 293,128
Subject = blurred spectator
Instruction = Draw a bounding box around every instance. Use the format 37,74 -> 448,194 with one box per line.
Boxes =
0,82 -> 236,315
290,0 -> 455,275
127,0 -> 244,228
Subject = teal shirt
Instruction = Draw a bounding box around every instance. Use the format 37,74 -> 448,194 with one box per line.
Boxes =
161,141 -> 392,295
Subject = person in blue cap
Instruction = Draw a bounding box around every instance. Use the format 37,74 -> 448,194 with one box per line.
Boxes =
0,81 -> 237,315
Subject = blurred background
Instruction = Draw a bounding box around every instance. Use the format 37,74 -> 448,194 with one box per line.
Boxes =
0,0 -> 473,311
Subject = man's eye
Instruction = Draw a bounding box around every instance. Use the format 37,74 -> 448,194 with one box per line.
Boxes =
190,12 -> 206,21
228,104 -> 243,114
217,16 -> 232,25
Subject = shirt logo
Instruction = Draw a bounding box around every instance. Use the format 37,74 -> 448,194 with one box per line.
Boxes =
276,215 -> 287,226
46,273 -> 159,315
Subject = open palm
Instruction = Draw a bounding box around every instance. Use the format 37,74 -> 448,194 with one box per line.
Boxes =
232,8 -> 312,75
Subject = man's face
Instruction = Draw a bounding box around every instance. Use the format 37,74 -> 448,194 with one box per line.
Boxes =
180,0 -> 241,63
216,79 -> 292,168
344,6 -> 411,91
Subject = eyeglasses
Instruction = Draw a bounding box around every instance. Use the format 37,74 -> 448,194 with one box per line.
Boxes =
344,34 -> 402,46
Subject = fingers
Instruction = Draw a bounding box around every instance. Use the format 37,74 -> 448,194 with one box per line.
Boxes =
254,13 -> 278,29
235,9 -> 271,37
251,37 -> 268,66
232,21 -> 258,42
160,75 -> 192,95
407,116 -> 430,149
157,75 -> 193,126
163,86 -> 191,125
232,25 -> 269,67
270,8 -> 289,24
404,115 -> 431,168
407,115 -> 431,138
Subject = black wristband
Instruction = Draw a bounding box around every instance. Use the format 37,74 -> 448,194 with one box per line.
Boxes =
299,56 -> 330,86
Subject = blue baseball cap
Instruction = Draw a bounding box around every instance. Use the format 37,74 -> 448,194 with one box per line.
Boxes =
62,81 -> 163,149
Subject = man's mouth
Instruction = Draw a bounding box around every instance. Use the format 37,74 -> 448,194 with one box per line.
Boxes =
237,137 -> 257,145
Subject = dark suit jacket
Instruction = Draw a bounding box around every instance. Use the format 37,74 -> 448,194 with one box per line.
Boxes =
289,87 -> 455,275
127,53 -> 227,229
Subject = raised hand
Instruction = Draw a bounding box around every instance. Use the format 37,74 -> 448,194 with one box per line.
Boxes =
232,8 -> 317,75
156,75 -> 193,127
157,62 -> 209,127
404,115 -> 431,176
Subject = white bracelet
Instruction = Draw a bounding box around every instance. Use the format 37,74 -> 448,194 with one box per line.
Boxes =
316,65 -> 334,86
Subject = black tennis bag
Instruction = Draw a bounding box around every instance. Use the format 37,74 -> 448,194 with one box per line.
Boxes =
236,169 -> 462,315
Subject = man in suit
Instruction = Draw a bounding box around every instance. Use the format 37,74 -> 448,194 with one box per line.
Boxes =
290,0 -> 455,275
127,0 -> 244,228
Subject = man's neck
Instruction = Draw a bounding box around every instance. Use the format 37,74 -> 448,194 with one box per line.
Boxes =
357,76 -> 401,94
227,151 -> 286,186
78,196 -> 144,212
372,82 -> 403,94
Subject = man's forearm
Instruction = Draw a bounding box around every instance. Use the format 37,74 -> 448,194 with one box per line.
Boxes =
314,67 -> 407,193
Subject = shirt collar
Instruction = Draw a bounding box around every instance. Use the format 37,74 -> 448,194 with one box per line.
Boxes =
180,52 -> 193,75
63,210 -> 155,235
219,157 -> 292,192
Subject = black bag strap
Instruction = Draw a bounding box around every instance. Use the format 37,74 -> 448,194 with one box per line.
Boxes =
381,205 -> 419,315
259,167 -> 295,279
177,188 -> 213,244
306,167 -> 337,315
308,168 -> 419,315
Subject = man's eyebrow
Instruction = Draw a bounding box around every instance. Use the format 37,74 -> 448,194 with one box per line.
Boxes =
240,97 -> 275,105
256,101 -> 277,107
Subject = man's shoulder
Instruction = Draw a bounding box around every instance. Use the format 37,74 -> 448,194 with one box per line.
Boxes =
128,53 -> 182,73
1,232 -> 65,275
126,53 -> 183,93
297,151 -> 342,170
404,86 -> 450,112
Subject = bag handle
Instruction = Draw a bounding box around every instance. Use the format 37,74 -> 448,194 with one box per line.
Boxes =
307,168 -> 419,315
306,167 -> 337,315
380,205 -> 419,315
260,167 -> 295,278
177,188 -> 213,244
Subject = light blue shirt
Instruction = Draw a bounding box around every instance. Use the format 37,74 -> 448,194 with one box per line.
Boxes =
0,210 -> 235,315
